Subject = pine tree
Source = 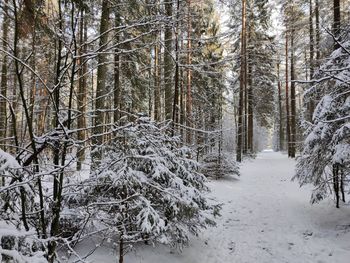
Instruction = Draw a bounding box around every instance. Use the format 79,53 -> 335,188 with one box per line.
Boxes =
75,117 -> 219,261
295,29 -> 350,208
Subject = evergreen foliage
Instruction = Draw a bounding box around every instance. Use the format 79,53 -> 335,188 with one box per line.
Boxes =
294,30 -> 350,205
73,117 -> 220,252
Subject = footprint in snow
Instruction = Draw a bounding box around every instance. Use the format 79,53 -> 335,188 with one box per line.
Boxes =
302,230 -> 313,239
228,241 -> 236,253
288,242 -> 294,250
261,247 -> 273,255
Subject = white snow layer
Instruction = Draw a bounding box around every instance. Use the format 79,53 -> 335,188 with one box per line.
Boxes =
69,151 -> 350,263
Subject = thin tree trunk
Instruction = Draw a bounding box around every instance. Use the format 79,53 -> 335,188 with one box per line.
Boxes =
119,234 -> 124,263
333,164 -> 340,208
285,33 -> 291,157
237,0 -> 246,162
13,0 -> 40,234
186,0 -> 192,144
333,0 -> 341,49
114,10 -> 121,124
154,35 -> 161,121
0,0 -> 9,154
290,29 -> 296,158
77,9 -> 87,171
277,59 -> 284,151
172,0 -> 180,136
315,0 -> 320,63
247,62 -> 253,153
308,0 -> 315,121
164,0 -> 173,120
247,19 -> 253,154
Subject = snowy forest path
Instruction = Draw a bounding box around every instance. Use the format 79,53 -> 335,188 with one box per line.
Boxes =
198,150 -> 350,263
79,151 -> 350,263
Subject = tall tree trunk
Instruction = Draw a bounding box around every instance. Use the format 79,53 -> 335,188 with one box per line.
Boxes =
237,0 -> 246,162
333,0 -> 341,49
13,0 -> 40,235
154,35 -> 161,121
179,39 -> 185,136
186,0 -> 192,144
290,29 -> 296,158
277,59 -> 284,151
51,5 -> 78,260
164,0 -> 173,120
309,0 -> 314,77
172,0 -> 180,136
0,0 -> 9,153
247,19 -> 253,153
315,0 -> 321,63
92,0 -> 110,167
247,58 -> 253,153
114,10 -> 121,124
77,9 -> 87,171
332,0 -> 341,209
285,33 -> 291,156
308,0 -> 315,122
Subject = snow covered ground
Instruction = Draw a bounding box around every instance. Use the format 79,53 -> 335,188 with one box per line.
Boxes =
70,151 -> 350,263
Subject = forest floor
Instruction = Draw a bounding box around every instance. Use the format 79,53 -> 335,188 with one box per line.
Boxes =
71,150 -> 350,263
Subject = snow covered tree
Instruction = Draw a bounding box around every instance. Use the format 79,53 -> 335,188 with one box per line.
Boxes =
294,29 -> 350,208
71,117 -> 220,262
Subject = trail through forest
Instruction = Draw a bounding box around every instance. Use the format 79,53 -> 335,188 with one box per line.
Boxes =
77,150 -> 350,263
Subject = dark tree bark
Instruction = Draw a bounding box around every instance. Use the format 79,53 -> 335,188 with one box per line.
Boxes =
186,0 -> 193,144
285,33 -> 291,157
290,28 -> 296,158
333,164 -> 340,208
0,0 -> 9,153
92,0 -> 110,167
154,37 -> 161,121
114,10 -> 121,124
277,59 -> 284,151
164,0 -> 173,120
315,0 -> 321,63
237,0 -> 246,162
307,0 -> 315,121
333,0 -> 341,49
77,9 -> 87,171
332,0 -> 341,209
172,0 -> 180,136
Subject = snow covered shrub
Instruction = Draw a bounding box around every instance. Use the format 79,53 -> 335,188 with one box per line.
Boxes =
294,31 -> 350,208
75,117 -> 220,260
0,150 -> 47,262
0,221 -> 47,263
201,152 -> 239,179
